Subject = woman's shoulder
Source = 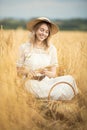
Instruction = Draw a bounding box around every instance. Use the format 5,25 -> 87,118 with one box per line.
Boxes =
49,43 -> 57,52
19,42 -> 31,51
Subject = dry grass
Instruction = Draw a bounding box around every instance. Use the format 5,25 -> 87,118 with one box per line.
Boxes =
0,29 -> 87,130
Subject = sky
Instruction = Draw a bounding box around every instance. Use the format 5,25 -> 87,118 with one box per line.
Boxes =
0,0 -> 87,20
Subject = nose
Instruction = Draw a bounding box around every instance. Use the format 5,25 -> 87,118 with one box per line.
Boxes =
42,31 -> 48,36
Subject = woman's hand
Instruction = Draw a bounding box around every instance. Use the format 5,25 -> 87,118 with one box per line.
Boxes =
40,66 -> 57,78
17,67 -> 37,79
17,65 -> 57,79
28,69 -> 38,78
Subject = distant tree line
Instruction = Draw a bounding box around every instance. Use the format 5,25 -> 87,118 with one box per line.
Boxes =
0,18 -> 26,29
0,18 -> 87,31
54,19 -> 87,31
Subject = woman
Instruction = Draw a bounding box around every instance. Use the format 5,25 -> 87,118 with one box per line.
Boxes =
16,17 -> 78,100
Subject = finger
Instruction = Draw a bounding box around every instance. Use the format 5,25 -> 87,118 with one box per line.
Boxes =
29,70 -> 37,77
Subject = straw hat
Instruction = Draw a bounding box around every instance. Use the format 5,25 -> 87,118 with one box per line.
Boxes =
26,17 -> 59,35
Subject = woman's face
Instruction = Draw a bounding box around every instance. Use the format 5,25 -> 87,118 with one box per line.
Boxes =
35,23 -> 50,42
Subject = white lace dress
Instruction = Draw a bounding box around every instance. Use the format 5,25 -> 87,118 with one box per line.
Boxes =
17,42 -> 78,100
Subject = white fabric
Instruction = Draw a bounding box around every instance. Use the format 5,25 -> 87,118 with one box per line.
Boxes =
17,42 -> 78,100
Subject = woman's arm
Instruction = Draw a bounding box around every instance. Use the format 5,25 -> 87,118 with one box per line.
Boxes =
40,66 -> 57,78
17,66 -> 38,79
17,66 -> 28,77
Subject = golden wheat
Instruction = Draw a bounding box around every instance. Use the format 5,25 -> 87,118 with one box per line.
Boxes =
0,29 -> 87,130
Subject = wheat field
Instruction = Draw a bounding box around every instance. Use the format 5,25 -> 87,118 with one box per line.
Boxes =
0,29 -> 87,130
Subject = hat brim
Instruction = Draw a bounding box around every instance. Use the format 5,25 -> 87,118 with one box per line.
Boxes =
26,17 -> 59,35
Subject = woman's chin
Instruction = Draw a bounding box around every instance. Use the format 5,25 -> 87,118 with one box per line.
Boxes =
38,37 -> 45,42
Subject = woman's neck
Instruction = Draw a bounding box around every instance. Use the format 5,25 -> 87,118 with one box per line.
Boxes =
36,40 -> 42,45
35,40 -> 44,48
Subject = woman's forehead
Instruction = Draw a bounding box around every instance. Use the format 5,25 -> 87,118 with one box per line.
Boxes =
39,23 -> 49,30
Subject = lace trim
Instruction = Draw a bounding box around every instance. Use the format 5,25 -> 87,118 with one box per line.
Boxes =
32,48 -> 49,54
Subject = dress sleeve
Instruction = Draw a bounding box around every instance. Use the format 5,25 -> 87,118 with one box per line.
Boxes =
16,44 -> 25,67
50,45 -> 58,67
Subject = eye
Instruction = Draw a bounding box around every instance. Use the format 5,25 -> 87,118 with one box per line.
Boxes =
46,31 -> 49,34
40,28 -> 44,32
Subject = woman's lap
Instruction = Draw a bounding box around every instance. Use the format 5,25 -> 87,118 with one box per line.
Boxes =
25,75 -> 78,100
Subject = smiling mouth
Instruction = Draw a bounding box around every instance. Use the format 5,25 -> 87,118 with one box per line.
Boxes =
39,36 -> 45,39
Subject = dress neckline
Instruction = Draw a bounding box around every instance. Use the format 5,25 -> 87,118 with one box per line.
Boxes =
32,47 -> 49,54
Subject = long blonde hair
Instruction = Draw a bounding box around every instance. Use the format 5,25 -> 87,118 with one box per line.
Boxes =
29,21 -> 51,50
